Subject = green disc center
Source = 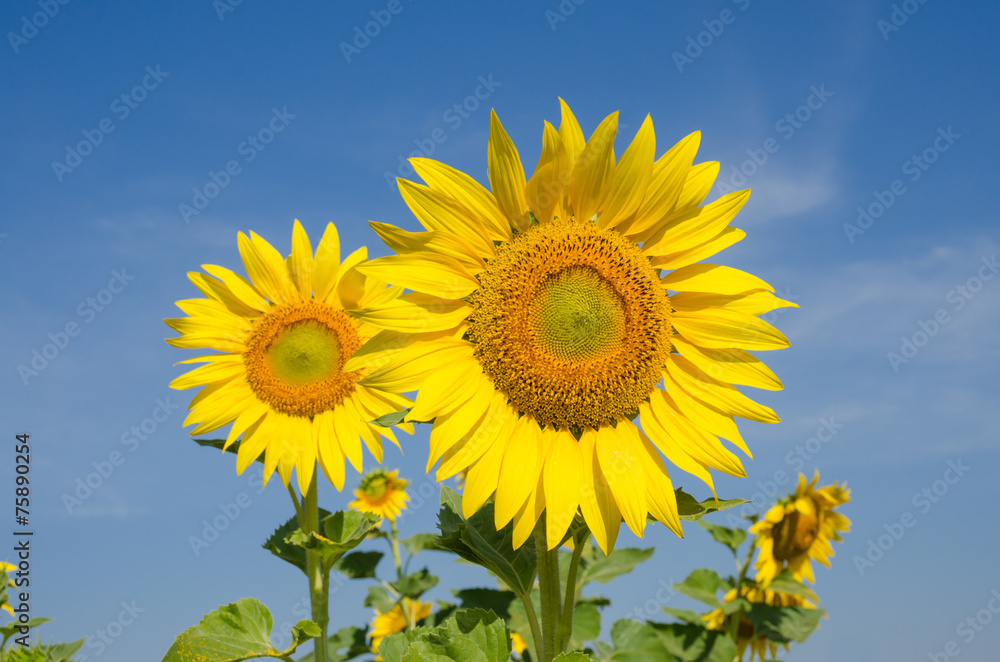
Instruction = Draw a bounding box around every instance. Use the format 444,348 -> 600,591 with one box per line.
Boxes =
266,321 -> 342,385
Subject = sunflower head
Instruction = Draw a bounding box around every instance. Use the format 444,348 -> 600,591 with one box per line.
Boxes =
349,468 -> 410,522
370,598 -> 432,659
1,561 -> 14,617
704,585 -> 812,661
355,100 -> 795,553
166,220 -> 413,494
751,472 -> 851,585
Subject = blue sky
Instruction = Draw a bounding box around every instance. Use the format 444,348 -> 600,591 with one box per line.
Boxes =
1,1 -> 998,660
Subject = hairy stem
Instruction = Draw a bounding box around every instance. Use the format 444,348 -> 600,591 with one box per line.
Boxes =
535,518 -> 562,662
299,469 -> 329,662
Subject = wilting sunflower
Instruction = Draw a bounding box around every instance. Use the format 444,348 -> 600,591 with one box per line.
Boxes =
751,472 -> 851,585
166,220 -> 413,493
349,468 -> 410,522
351,100 -> 794,552
703,585 -> 813,661
370,598 -> 432,660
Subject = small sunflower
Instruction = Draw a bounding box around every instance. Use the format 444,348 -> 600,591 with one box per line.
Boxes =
510,631 -> 528,657
349,468 -> 409,522
703,585 -> 813,661
1,561 -> 14,617
751,472 -> 851,585
352,100 -> 794,552
166,220 -> 413,493
370,598 -> 432,660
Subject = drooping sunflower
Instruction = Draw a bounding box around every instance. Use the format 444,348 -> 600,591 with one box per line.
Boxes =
703,585 -> 814,661
349,468 -> 410,522
351,100 -> 795,552
166,220 -> 413,493
370,598 -> 432,660
751,472 -> 851,585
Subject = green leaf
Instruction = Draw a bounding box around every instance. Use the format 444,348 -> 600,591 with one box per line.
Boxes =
435,486 -> 537,596
744,604 -> 825,644
385,609 -> 511,662
391,568 -> 440,599
576,547 -> 654,587
604,619 -> 670,662
675,488 -> 750,521
697,520 -> 748,554
673,569 -> 725,607
570,602 -> 601,648
452,588 -> 517,620
295,625 -> 370,662
0,616 -> 52,640
333,551 -> 384,579
286,510 -> 382,567
553,654 -> 597,661
193,438 -> 263,464
369,408 -> 412,427
401,533 -> 440,555
262,511 -> 330,575
161,598 -> 318,661
765,570 -> 821,604
649,622 -> 738,662
364,585 -> 397,613
661,606 -> 705,626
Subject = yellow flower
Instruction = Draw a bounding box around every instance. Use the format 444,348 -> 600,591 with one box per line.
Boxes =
370,598 -> 432,659
510,631 -> 528,656
166,220 -> 413,493
1,561 -> 15,617
352,100 -> 794,552
349,469 -> 409,522
704,585 -> 813,661
751,472 -> 851,585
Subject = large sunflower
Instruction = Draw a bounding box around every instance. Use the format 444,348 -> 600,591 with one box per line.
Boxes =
351,100 -> 794,552
751,472 -> 851,585
166,220 -> 412,493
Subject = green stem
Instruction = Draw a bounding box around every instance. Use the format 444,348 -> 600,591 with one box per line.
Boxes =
286,482 -> 305,524
390,521 -> 404,582
726,539 -> 757,649
520,589 -> 544,662
299,468 -> 329,662
554,538 -> 585,652
534,518 -> 562,662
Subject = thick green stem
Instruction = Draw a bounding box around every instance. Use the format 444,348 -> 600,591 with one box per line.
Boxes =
300,469 -> 329,662
534,519 -> 562,662
520,590 -> 544,662
390,521 -> 404,582
554,538 -> 585,651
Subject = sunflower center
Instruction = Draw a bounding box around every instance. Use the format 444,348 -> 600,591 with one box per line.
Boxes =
243,300 -> 361,418
468,219 -> 672,431
530,266 -> 627,363
771,509 -> 819,560
360,473 -> 391,501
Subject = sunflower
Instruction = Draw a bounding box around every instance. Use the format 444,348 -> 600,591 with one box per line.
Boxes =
370,598 -> 432,660
703,585 -> 813,661
166,220 -> 413,493
1,561 -> 14,617
511,632 -> 528,657
349,468 -> 410,522
351,100 -> 794,552
751,472 -> 851,585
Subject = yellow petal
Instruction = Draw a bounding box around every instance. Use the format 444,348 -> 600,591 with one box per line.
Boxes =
623,131 -> 700,237
369,222 -> 486,270
666,355 -> 780,424
672,307 -> 790,351
334,401 -> 364,474
629,424 -> 683,537
662,359 -> 750,455
287,219 -> 314,299
671,290 -> 798,317
639,400 -> 716,493
525,120 -> 573,224
238,231 -> 297,303
407,356 -> 485,422
543,430 -> 584,548
312,222 -> 341,302
358,252 -> 479,299
670,336 -> 783,391
410,157 -> 512,242
674,161 -> 720,211
344,327 -> 462,373
568,111 -> 618,222
397,179 -> 495,258
427,375 -> 495,472
594,424 -> 647,538
359,339 -> 474,392
494,416 -> 542,529
557,98 -> 586,165
170,358 -> 245,390
352,291 -> 472,334
661,262 -> 773,295
487,110 -> 529,230
512,464 -> 547,550
461,408 -> 518,518
315,411 -> 345,491
598,114 -> 655,230
643,190 -> 750,257
187,272 -> 262,318
651,227 -> 745,270
201,265 -> 270,312
437,391 -> 510,479
333,246 -> 369,310
578,430 -> 621,554
647,389 -> 746,477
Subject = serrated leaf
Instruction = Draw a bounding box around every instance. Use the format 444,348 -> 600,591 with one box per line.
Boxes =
697,520 -> 748,554
577,547 -> 654,587
605,619 -> 670,662
452,588 -> 517,620
391,568 -> 439,598
295,625 -> 370,662
389,609 -> 511,662
570,602 -> 601,648
369,408 -> 412,427
262,511 -> 329,575
161,598 -> 318,661
402,533 -> 440,555
434,487 -> 537,596
553,653 -> 597,661
334,551 -> 384,579
764,570 -> 821,604
673,569 -> 724,607
364,585 -> 397,613
675,488 -> 750,521
648,621 -> 738,662
744,605 -> 825,644
286,510 -> 382,567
